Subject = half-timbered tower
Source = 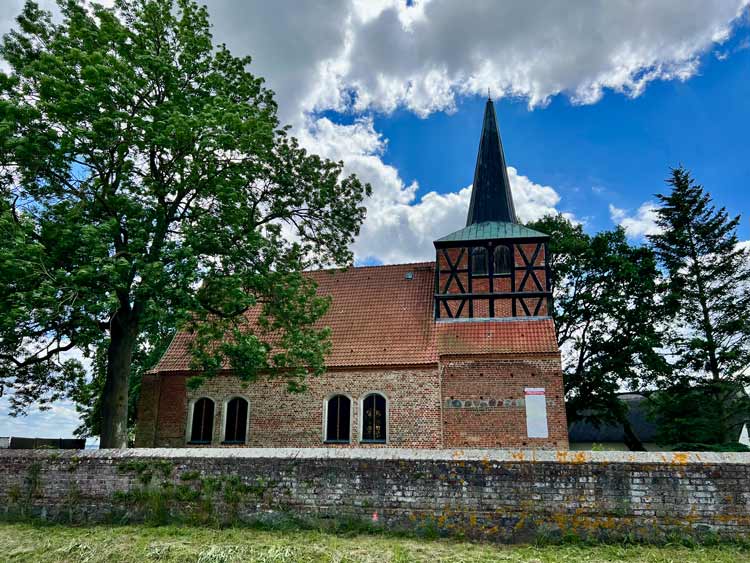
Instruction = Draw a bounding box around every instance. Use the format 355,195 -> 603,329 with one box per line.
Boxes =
136,98 -> 568,450
434,98 -> 551,320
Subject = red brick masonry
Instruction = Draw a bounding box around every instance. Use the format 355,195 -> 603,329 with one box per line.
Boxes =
136,263 -> 568,449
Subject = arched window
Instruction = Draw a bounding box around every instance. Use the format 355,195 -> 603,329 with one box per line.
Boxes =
361,393 -> 387,443
190,398 -> 214,444
325,395 -> 351,443
494,245 -> 512,275
223,397 -> 249,443
471,247 -> 488,275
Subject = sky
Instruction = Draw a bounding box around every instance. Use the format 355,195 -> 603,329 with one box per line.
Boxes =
1,0 -> 750,440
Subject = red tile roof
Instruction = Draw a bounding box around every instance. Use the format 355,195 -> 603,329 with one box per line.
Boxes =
152,262 -> 559,373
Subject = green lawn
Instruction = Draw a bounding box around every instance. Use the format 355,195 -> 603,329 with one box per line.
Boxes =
0,523 -> 749,562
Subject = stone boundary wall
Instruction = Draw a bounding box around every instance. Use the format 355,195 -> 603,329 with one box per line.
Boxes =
1,448 -> 749,542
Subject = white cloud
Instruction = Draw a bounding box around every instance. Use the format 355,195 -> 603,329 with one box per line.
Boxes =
195,0 -> 748,261
4,1 -> 746,254
299,116 -> 563,263
196,1 -> 750,121
0,396 -> 84,441
296,0 -> 747,115
609,202 -> 662,238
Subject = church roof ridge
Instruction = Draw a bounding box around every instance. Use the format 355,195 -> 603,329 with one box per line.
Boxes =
306,261 -> 434,275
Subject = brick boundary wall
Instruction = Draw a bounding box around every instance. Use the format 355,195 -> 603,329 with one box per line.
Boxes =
1,448 -> 749,542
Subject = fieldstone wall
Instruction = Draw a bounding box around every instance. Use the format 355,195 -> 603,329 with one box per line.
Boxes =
1,448 -> 749,542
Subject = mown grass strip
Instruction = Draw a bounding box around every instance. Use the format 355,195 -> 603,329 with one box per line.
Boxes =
1,522 -> 750,562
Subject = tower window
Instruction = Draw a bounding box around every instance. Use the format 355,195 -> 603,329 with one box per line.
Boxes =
325,394 -> 351,443
361,393 -> 387,443
189,398 -> 214,444
223,397 -> 249,443
494,245 -> 512,275
471,247 -> 488,275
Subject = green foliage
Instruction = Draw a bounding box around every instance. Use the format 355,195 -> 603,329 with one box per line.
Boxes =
117,459 -> 174,485
648,167 -> 750,446
179,470 -> 200,481
647,383 -> 750,451
0,0 -> 369,446
528,215 -> 668,449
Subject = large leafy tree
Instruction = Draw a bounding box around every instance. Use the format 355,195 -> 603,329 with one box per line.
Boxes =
0,0 -> 369,448
529,215 -> 667,450
648,167 -> 750,447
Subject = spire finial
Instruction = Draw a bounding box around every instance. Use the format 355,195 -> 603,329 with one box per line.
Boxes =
487,87 -> 491,101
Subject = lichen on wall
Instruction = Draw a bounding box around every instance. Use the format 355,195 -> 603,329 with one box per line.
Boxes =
1,448 -> 748,543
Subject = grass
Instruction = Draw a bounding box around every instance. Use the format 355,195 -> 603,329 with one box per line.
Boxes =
0,523 -> 749,562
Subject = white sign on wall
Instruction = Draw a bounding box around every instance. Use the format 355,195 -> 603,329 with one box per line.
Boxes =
524,387 -> 548,438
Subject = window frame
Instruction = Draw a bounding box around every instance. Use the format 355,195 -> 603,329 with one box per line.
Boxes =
359,391 -> 388,444
471,246 -> 489,276
493,244 -> 513,276
322,393 -> 353,444
220,395 -> 250,445
186,397 -> 215,445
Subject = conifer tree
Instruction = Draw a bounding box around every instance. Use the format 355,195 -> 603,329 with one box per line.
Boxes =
529,215 -> 667,450
649,167 -> 750,447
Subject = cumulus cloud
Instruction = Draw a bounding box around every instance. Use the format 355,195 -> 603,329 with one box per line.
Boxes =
198,1 -> 750,120
205,0 -> 748,118
198,0 -> 749,260
609,202 -> 662,238
299,116 -> 562,263
4,1 -> 747,257
0,395 -> 84,440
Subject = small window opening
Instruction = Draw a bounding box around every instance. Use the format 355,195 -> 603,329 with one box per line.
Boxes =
472,247 -> 488,275
223,397 -> 248,443
325,395 -> 351,443
190,398 -> 214,444
494,245 -> 512,274
362,393 -> 387,443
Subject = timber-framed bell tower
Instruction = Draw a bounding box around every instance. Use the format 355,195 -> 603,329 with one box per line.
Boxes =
433,98 -> 552,320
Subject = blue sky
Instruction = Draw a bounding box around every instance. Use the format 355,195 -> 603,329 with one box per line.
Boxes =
1,0 -> 749,441
370,28 -> 750,240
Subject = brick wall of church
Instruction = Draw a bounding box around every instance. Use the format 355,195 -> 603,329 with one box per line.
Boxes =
136,367 -> 443,448
441,355 -> 568,449
137,356 -> 568,450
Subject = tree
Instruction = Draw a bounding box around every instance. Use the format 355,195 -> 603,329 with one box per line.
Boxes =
0,0 -> 370,448
648,167 -> 750,446
529,215 -> 667,450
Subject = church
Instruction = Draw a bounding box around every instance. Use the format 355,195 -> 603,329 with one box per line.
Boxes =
135,99 -> 569,450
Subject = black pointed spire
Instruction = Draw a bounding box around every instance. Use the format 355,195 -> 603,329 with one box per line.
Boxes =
465,98 -> 517,226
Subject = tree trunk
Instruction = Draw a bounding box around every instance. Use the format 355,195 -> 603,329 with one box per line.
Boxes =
100,310 -> 137,449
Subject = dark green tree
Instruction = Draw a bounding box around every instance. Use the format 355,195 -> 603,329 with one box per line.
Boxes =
648,167 -> 750,447
0,0 -> 369,448
529,215 -> 667,450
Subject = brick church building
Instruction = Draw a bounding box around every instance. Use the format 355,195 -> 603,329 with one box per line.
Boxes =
136,99 -> 569,450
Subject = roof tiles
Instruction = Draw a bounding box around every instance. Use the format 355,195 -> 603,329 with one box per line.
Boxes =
152,262 -> 559,373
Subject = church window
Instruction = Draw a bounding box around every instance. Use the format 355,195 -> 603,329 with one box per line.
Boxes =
325,394 -> 351,442
223,397 -> 249,443
361,393 -> 387,443
189,398 -> 214,444
471,247 -> 488,275
494,245 -> 512,275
